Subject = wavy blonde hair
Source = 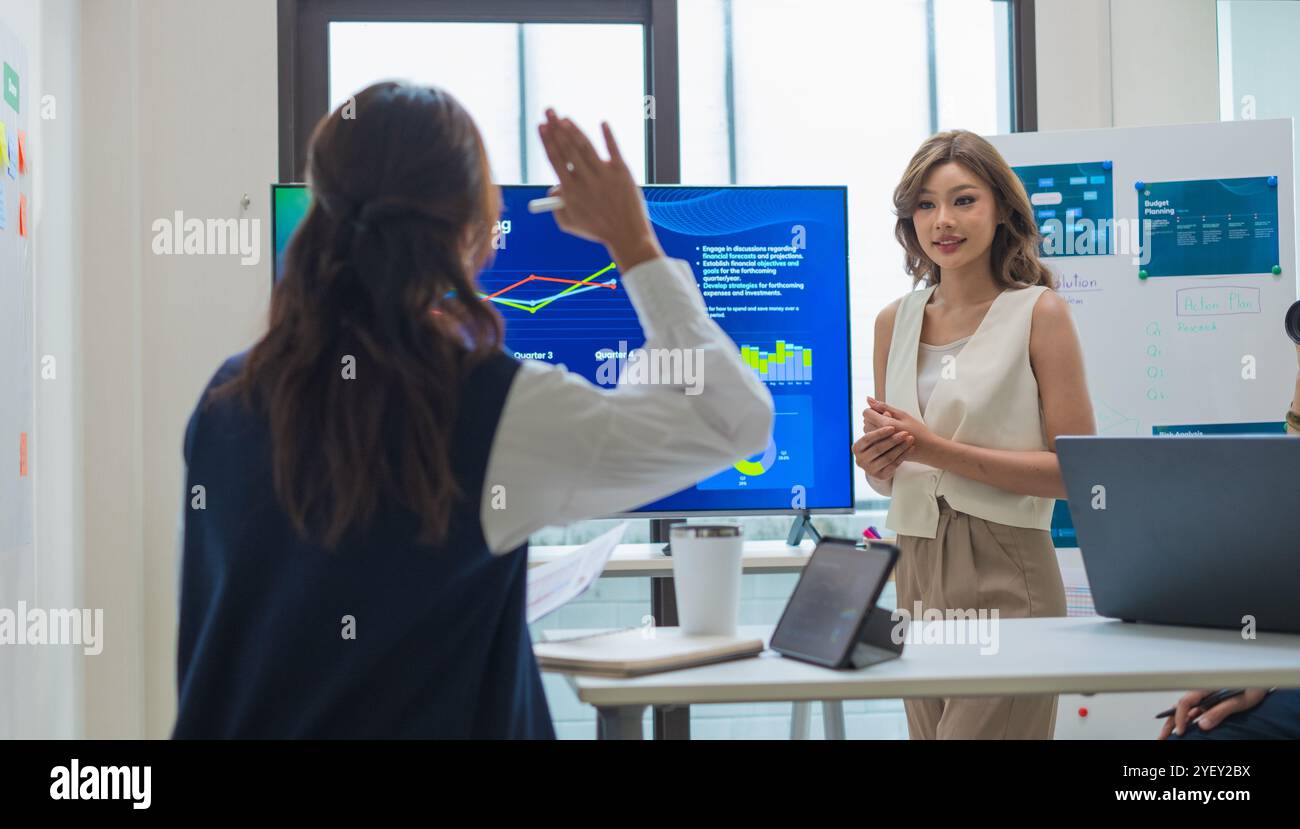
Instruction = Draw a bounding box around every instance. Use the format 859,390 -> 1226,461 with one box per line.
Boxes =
893,129 -> 1055,290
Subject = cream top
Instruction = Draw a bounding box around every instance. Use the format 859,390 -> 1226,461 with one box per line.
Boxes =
884,284 -> 1053,539
917,336 -> 969,416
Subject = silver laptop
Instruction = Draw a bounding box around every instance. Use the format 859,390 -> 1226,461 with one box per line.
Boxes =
1058,436 -> 1300,633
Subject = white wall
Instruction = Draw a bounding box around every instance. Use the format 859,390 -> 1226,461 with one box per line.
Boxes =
1034,0 -> 1113,130
1036,0 -> 1219,131
79,0 -> 145,741
78,0 -> 276,738
1110,0 -> 1219,127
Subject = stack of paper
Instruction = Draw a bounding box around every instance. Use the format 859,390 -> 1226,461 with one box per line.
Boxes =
526,522 -> 626,624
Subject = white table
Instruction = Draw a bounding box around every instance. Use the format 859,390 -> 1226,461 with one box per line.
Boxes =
549,617 -> 1300,739
528,539 -> 818,577
530,538 -> 821,738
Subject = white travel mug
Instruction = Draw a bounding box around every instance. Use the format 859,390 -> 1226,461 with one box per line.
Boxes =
669,524 -> 744,636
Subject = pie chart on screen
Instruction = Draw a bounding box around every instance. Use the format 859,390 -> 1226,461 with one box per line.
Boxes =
733,436 -> 777,476
700,394 -> 815,492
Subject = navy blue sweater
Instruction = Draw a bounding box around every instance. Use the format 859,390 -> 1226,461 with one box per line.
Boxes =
173,351 -> 554,738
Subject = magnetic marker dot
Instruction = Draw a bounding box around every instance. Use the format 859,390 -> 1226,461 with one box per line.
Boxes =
1273,265 -> 1283,275
1138,269 -> 1149,280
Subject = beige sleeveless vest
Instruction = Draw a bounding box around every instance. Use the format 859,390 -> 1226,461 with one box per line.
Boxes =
884,283 -> 1054,539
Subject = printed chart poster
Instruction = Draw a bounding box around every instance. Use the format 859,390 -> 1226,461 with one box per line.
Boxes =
1012,161 -> 1114,258
1139,177 -> 1280,277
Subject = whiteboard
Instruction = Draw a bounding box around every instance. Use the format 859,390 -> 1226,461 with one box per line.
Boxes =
988,119 -> 1298,437
0,20 -> 32,557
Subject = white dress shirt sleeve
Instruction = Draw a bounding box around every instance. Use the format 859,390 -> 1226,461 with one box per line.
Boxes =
480,256 -> 775,554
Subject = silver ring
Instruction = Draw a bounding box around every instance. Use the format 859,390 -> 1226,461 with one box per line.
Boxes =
565,162 -> 575,172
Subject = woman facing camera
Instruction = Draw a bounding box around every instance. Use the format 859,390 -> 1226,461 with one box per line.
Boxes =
853,130 -> 1096,739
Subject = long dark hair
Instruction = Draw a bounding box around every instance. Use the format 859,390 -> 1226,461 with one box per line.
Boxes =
215,82 -> 503,549
893,129 -> 1055,290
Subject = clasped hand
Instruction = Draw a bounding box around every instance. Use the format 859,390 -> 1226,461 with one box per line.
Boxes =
852,396 -> 939,479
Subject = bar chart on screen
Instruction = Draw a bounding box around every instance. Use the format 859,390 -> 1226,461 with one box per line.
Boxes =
740,338 -> 813,384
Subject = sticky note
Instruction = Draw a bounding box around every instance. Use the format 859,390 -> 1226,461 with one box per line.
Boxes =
18,193 -> 26,237
17,130 -> 25,173
19,432 -> 27,477
0,122 -> 7,171
5,128 -> 15,179
3,63 -> 18,113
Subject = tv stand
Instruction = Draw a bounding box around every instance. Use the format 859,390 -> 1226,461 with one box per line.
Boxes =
785,510 -> 822,547
653,517 -> 685,555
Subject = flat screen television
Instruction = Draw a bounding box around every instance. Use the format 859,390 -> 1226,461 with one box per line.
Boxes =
272,183 -> 855,517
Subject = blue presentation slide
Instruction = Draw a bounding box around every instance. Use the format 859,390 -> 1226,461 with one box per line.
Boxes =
274,184 -> 855,515
485,185 -> 853,514
1139,177 -> 1280,277
1012,161 -> 1114,258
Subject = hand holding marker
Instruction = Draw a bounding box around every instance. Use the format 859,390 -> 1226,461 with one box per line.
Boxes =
528,196 -> 564,214
534,109 -> 663,274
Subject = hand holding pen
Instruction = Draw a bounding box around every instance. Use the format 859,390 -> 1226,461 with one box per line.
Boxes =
1156,688 -> 1271,738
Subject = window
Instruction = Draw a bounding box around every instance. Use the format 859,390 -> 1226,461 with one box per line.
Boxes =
1217,0 -> 1300,126
678,0 -> 1015,508
328,21 -> 648,184
1218,0 -> 1300,239
1218,0 -> 1300,322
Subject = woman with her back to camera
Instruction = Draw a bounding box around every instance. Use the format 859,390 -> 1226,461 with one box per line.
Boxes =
171,83 -> 773,738
853,130 -> 1096,739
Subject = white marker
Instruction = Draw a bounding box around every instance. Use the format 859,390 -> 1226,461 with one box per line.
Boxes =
527,196 -> 565,214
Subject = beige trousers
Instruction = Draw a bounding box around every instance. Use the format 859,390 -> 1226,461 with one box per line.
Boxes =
895,498 -> 1067,739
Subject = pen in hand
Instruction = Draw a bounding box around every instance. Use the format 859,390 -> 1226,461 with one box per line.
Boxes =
528,196 -> 564,213
1154,688 -> 1244,719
